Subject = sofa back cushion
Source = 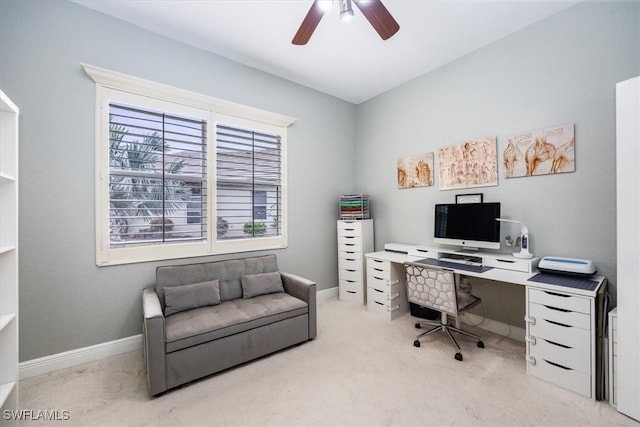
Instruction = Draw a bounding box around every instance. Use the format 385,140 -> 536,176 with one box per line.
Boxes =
156,254 -> 279,308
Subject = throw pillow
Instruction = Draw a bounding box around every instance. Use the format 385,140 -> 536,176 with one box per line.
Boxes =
240,272 -> 284,298
164,280 -> 221,316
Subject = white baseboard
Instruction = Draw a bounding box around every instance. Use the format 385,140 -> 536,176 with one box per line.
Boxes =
317,286 -> 338,301
19,334 -> 142,380
459,312 -> 526,343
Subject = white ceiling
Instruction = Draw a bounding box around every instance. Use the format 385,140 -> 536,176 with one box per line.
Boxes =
73,0 -> 577,104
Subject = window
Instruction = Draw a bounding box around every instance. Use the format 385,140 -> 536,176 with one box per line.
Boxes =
85,64 -> 295,266
108,103 -> 207,247
216,124 -> 280,240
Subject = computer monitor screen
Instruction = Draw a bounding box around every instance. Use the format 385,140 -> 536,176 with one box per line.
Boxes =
434,202 -> 501,250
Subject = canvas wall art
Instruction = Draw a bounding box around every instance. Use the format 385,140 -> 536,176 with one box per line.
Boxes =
438,136 -> 498,190
503,123 -> 575,178
397,152 -> 434,189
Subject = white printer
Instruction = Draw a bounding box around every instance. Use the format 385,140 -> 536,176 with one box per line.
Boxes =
538,256 -> 597,276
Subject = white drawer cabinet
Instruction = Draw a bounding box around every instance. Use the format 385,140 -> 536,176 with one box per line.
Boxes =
337,220 -> 373,304
365,256 -> 409,320
525,287 -> 595,398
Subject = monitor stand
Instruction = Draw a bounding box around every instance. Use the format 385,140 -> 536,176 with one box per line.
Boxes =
456,248 -> 480,254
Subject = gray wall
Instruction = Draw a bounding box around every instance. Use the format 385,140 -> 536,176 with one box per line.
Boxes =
357,2 -> 640,326
1,0 -> 638,361
0,0 -> 356,361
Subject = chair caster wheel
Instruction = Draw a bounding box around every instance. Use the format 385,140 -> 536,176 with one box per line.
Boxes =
413,340 -> 421,348
477,341 -> 485,348
455,352 -> 463,361
415,322 -> 421,329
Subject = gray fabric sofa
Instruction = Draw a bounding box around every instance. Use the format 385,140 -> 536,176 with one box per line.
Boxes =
142,254 -> 316,396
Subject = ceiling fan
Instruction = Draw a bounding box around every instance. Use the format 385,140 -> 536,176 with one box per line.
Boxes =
292,0 -> 400,45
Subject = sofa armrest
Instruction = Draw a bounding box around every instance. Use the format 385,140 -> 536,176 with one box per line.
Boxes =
281,272 -> 317,339
142,287 -> 167,396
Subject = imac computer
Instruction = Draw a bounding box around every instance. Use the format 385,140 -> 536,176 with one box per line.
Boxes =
434,202 -> 501,251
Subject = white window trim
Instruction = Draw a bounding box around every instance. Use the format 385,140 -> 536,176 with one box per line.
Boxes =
83,64 -> 296,266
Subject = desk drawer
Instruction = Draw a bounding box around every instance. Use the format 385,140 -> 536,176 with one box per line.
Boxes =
367,257 -> 391,273
528,288 -> 590,314
339,279 -> 363,303
367,272 -> 399,290
528,312 -> 590,351
367,296 -> 401,316
368,282 -> 403,299
528,354 -> 591,397
528,301 -> 591,331
339,268 -> 363,282
338,236 -> 362,252
339,256 -> 362,271
484,257 -> 533,273
337,220 -> 362,236
529,335 -> 590,373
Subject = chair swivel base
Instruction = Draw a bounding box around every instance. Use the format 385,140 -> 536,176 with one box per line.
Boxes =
413,321 -> 484,361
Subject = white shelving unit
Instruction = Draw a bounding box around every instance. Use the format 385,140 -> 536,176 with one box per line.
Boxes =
0,89 -> 19,424
615,76 -> 640,421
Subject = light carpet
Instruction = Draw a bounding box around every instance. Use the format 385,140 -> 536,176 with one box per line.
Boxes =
19,297 -> 637,426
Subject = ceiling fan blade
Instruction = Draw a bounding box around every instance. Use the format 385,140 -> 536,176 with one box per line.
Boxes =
354,0 -> 400,40
292,1 -> 325,45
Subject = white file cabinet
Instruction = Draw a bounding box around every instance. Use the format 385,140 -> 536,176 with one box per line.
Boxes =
337,219 -> 373,304
525,287 -> 595,398
365,256 -> 409,320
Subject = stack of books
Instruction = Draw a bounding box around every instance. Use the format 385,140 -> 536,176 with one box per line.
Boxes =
339,194 -> 370,219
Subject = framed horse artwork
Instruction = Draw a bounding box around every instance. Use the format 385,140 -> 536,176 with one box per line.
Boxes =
503,123 -> 575,178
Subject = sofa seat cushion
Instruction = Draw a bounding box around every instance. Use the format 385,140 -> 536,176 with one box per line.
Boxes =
164,293 -> 308,353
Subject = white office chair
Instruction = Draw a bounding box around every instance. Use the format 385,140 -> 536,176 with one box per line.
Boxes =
404,261 -> 484,361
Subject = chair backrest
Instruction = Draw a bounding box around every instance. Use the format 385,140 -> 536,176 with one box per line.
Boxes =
405,262 -> 459,317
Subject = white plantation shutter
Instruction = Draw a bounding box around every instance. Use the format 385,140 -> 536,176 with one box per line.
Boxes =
86,65 -> 294,265
108,103 -> 207,247
215,124 -> 282,240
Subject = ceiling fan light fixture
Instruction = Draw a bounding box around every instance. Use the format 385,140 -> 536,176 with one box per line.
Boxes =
339,0 -> 354,21
317,0 -> 333,12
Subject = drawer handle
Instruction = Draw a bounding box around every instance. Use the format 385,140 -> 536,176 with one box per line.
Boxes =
374,276 -> 384,281
544,319 -> 571,328
345,243 -> 355,247
346,269 -> 356,272
495,259 -> 515,264
373,259 -> 383,264
388,305 -> 400,312
415,249 -> 430,253
525,336 -> 537,345
544,305 -> 571,313
374,268 -> 383,272
543,291 -> 570,298
374,288 -> 384,293
524,316 -> 536,325
543,339 -> 571,349
374,301 -> 384,306
346,290 -> 356,294
346,280 -> 356,283
388,279 -> 399,286
344,236 -> 355,239
527,356 -> 536,365
544,359 -> 572,371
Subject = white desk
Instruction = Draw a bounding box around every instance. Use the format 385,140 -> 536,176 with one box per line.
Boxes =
364,244 -> 607,400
